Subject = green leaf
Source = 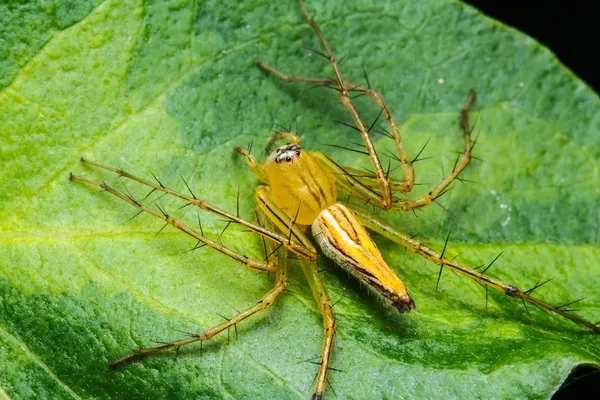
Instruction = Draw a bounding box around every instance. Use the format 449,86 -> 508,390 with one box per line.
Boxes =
1,0 -> 599,398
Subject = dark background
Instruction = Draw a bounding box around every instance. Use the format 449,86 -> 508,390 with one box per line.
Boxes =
464,0 -> 600,400
463,2 -> 600,397
464,0 -> 600,93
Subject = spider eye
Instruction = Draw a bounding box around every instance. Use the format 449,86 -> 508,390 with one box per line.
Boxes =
295,150 -> 300,156
285,156 -> 292,162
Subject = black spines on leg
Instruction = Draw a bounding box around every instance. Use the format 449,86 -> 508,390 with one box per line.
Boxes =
173,328 -> 198,337
247,136 -> 255,154
433,200 -> 448,212
223,302 -> 241,340
362,66 -> 372,89
385,159 -> 392,180
266,243 -> 283,261
485,286 -> 489,310
309,80 -> 337,92
326,376 -> 338,399
153,203 -> 170,238
154,222 -> 169,239
276,122 -> 292,134
524,278 -> 553,295
217,221 -> 232,243
471,131 -> 481,152
119,184 -> 141,210
451,154 -> 461,173
215,312 -> 231,343
330,297 -> 343,309
287,201 -> 301,244
236,187 -> 241,218
121,184 -> 139,206
411,139 -> 432,164
481,252 -> 503,274
521,299 -> 532,320
177,202 -> 193,212
142,187 -> 157,201
348,140 -> 366,149
367,108 -> 385,134
332,119 -> 361,133
149,170 -> 165,188
456,175 -> 477,184
351,92 -> 367,100
155,203 -> 169,218
436,230 -> 452,291
183,241 -> 207,254
555,298 -> 586,313
435,186 -> 453,201
128,209 -> 144,221
324,143 -> 369,156
181,175 -> 197,199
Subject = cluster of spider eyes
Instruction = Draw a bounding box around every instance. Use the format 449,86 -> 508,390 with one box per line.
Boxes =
284,150 -> 301,162
277,149 -> 301,163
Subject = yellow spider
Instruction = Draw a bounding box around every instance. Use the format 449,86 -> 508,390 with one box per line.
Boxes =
70,1 -> 599,398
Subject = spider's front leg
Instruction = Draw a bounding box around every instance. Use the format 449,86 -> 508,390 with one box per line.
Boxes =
257,0 -> 419,209
72,158 -> 316,262
313,90 -> 477,212
70,162 -> 300,366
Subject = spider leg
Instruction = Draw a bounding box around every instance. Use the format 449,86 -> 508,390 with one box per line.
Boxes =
254,186 -> 335,400
107,216 -> 290,367
314,151 -> 406,206
390,90 -> 476,211
349,205 -> 600,334
258,0 -> 409,209
299,258 -> 336,400
74,158 -> 316,261
70,173 -> 276,273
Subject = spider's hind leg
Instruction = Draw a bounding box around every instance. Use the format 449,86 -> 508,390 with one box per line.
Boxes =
108,233 -> 290,367
348,204 -> 600,334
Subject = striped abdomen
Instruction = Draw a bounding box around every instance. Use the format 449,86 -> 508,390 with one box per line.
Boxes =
312,203 -> 415,313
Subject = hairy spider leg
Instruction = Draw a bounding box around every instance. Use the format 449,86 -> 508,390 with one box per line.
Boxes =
108,228 -> 289,366
257,60 -> 415,195
311,90 -> 475,212
71,164 -> 303,365
254,186 -> 336,400
257,0 -> 415,208
349,205 -> 600,334
237,144 -> 338,399
74,158 -> 316,261
69,173 -> 275,273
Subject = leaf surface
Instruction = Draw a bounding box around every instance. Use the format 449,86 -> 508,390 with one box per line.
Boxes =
1,0 -> 599,399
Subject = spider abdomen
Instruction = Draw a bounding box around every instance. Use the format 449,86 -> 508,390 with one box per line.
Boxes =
312,203 -> 415,313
